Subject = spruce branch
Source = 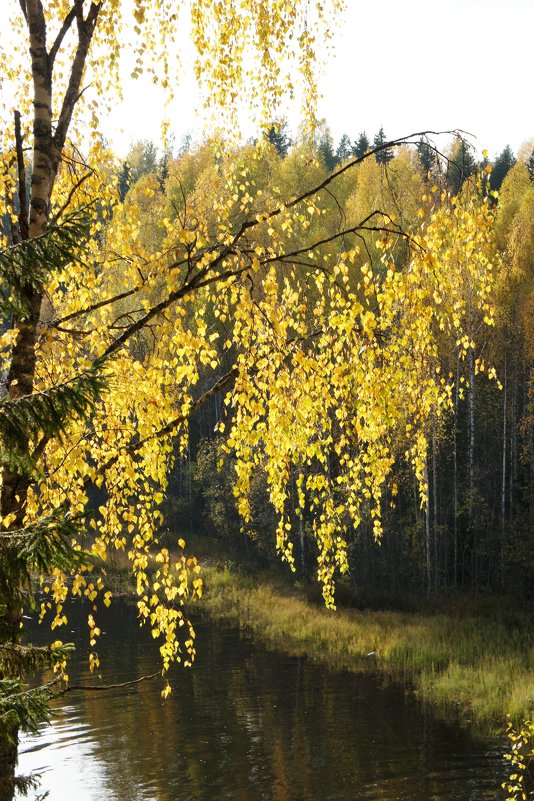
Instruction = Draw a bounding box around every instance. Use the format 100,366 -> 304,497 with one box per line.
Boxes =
0,358 -> 108,470
0,208 -> 92,318
0,508 -> 92,578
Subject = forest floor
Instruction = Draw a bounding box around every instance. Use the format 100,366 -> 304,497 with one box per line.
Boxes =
193,563 -> 534,734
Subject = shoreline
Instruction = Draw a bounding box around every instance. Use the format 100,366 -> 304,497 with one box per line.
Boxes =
193,565 -> 534,734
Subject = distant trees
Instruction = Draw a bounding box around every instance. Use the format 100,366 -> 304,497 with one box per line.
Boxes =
353,132 -> 370,159
373,127 -> 395,164
490,145 -> 516,193
446,138 -> 476,193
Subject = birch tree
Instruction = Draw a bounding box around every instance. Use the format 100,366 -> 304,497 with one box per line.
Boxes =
0,2 -> 500,798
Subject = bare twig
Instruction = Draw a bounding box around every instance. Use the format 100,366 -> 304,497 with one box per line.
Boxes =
56,671 -> 160,695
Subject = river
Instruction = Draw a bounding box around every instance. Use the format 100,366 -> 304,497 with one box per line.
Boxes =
18,600 -> 506,800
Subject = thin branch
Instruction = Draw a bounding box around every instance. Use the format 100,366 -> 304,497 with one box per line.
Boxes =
85,367 -> 239,485
51,284 -> 147,327
18,0 -> 28,23
14,111 -> 29,241
50,168 -> 94,225
231,130 -> 464,242
48,3 -> 78,69
260,210 -> 423,268
56,671 -> 160,695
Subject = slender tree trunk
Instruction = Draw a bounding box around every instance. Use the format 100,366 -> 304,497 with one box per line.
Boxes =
453,354 -> 459,587
431,421 -> 438,593
467,344 -> 477,588
509,371 -> 516,521
467,346 -> 475,508
423,458 -> 431,598
299,513 -> 306,573
501,355 -> 507,587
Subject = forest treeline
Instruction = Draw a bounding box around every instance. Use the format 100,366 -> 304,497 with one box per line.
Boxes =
113,124 -> 534,602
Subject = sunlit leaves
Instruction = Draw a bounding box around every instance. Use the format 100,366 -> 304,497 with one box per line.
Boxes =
502,719 -> 534,801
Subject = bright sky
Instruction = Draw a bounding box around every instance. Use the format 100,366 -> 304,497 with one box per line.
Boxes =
1,0 -> 531,159
106,0 -> 534,161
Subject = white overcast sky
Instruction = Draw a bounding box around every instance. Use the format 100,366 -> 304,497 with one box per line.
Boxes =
104,0 -> 534,160
317,0 -> 534,158
1,0 -> 531,159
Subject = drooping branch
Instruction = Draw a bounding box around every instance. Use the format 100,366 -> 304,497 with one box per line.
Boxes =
85,366 -> 240,486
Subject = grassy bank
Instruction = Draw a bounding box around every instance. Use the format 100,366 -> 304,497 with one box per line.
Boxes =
197,565 -> 534,731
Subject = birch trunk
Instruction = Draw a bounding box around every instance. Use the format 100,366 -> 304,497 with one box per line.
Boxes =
453,354 -> 460,586
423,458 -> 431,598
501,356 -> 507,587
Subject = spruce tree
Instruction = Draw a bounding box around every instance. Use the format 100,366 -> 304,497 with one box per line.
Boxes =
526,147 -> 534,183
489,145 -> 516,193
335,133 -> 353,163
446,138 -> 476,194
0,212 -> 108,798
353,132 -> 370,159
265,120 -> 292,158
118,162 -> 131,202
317,129 -> 338,172
417,137 -> 436,176
373,127 -> 394,164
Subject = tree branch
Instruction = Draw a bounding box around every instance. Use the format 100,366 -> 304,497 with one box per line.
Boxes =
50,283 -> 147,327
50,168 -> 94,225
14,112 -> 29,242
18,0 -> 28,23
48,3 -> 78,70
56,671 -> 160,695
53,2 -> 102,174
233,129 -> 464,243
85,366 -> 239,485
259,210 -> 424,268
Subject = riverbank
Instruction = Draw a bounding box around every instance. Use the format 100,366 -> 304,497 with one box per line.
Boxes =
195,565 -> 534,732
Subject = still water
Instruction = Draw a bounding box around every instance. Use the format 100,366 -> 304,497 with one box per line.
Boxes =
19,601 -> 506,801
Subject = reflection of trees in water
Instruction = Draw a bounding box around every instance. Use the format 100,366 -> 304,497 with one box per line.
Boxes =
32,603 -> 504,801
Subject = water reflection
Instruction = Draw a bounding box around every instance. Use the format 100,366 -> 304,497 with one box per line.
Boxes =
19,601 -> 506,800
